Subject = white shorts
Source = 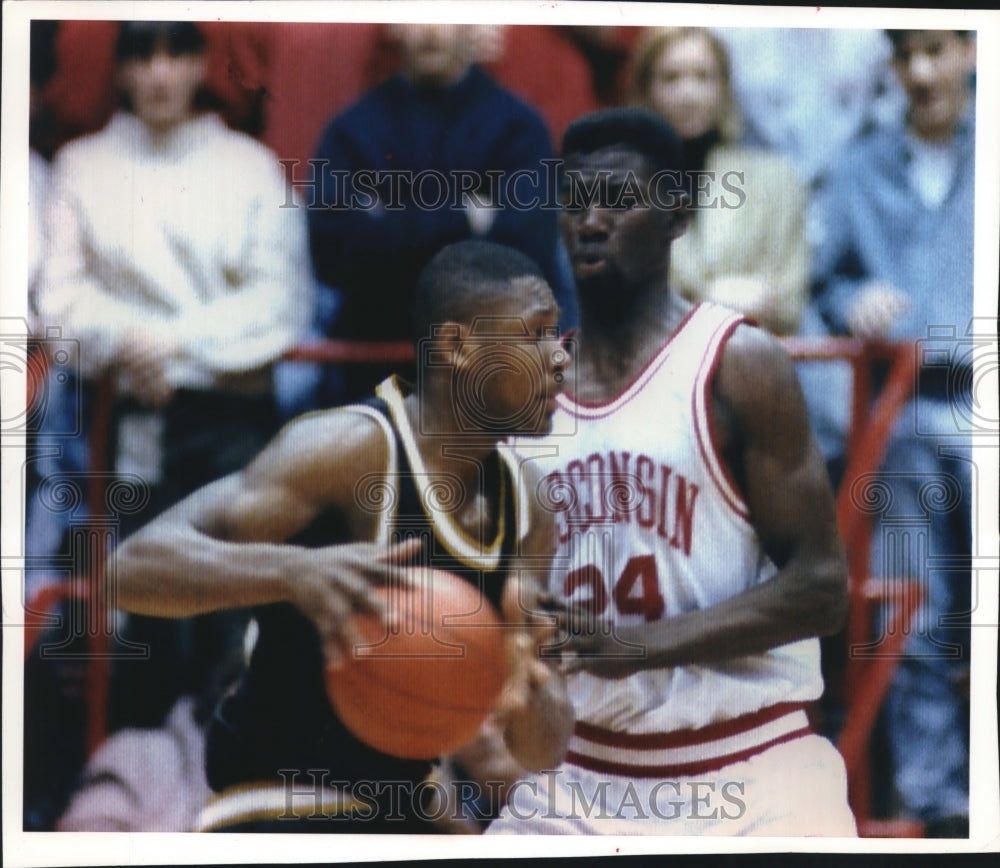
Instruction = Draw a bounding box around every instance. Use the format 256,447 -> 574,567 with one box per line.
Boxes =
486,734 -> 857,837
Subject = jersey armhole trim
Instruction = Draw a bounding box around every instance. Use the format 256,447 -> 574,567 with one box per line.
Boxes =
497,444 -> 531,543
559,304 -> 702,418
340,403 -> 398,546
692,313 -> 752,523
375,378 -> 504,569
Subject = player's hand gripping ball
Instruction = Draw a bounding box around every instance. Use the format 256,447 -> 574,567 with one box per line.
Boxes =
325,568 -> 510,759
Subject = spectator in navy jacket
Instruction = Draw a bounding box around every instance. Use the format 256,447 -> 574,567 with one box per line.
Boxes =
306,23 -> 576,404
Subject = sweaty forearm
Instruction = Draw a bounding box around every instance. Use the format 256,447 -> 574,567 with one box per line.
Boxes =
109,527 -> 296,617
635,560 -> 848,668
568,555 -> 848,678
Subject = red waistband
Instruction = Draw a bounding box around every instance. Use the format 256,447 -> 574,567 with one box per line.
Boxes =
566,701 -> 814,779
573,701 -> 810,749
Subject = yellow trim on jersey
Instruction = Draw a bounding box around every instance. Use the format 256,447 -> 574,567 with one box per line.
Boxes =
375,376 -> 506,571
340,402 -> 399,546
497,443 -> 532,543
193,781 -> 362,831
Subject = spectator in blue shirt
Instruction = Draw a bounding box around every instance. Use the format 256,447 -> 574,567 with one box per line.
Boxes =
812,29 -> 975,837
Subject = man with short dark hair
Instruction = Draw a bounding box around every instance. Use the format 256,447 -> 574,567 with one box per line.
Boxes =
487,108 -> 856,836
812,29 -> 976,837
108,240 -> 573,832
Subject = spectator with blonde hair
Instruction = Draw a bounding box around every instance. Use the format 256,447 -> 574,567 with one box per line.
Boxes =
630,26 -> 809,337
630,26 -> 851,488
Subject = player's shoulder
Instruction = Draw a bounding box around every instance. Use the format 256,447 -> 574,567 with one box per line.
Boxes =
261,404 -> 392,482
724,317 -> 786,354
498,443 -> 556,552
717,320 -> 799,405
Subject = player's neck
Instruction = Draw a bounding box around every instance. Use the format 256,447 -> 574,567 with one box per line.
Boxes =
403,390 -> 497,480
578,281 -> 689,355
573,290 -> 692,398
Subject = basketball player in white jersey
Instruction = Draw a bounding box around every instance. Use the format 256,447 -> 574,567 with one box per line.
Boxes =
488,108 -> 858,836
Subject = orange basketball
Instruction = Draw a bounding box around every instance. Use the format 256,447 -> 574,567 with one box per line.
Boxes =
325,568 -> 510,760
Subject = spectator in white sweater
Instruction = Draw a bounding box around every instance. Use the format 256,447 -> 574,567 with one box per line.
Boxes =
35,21 -> 313,735
40,21 -> 312,414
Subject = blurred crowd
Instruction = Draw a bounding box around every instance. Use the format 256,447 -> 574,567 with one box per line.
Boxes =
24,21 -> 974,837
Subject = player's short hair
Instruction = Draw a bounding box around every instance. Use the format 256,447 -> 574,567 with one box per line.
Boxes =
116,21 -> 207,63
561,107 -> 686,179
412,240 -> 548,341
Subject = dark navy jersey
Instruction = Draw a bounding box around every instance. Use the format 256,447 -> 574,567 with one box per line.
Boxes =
205,378 -> 522,798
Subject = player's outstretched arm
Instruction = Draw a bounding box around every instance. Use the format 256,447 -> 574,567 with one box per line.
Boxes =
567,325 -> 849,675
110,410 -> 418,662
494,469 -> 574,771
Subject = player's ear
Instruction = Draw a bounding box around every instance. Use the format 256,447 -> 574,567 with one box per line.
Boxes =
449,320 -> 480,370
425,320 -> 470,366
422,320 -> 466,344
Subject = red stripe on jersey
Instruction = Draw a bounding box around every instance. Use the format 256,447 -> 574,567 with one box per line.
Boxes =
565,726 -> 814,779
573,701 -> 809,749
692,312 -> 750,521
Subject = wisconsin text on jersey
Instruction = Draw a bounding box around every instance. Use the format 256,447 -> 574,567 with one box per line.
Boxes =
541,452 -> 699,553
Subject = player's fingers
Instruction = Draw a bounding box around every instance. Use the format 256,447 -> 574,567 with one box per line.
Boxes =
381,537 -> 424,565
332,566 -> 402,629
366,591 -> 401,630
319,588 -> 354,666
340,616 -> 371,659
563,627 -> 602,658
495,667 -> 530,717
527,618 -> 559,648
339,572 -> 390,618
535,593 -> 572,619
559,651 -> 583,674
357,546 -> 421,589
535,595 -> 575,634
505,629 -> 533,668
384,562 -> 424,589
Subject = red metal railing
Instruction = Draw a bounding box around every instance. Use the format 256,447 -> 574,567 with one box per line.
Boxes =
23,336 -> 924,835
787,338 -> 924,837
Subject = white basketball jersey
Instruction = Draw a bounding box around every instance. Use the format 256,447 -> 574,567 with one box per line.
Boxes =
514,303 -> 823,735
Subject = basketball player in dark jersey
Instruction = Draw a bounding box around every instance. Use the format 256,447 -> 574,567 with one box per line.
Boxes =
110,240 -> 573,832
